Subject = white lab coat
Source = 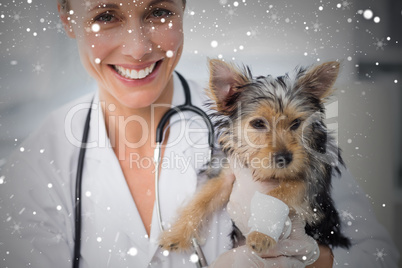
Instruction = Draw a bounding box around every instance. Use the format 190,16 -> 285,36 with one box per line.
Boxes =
0,73 -> 399,267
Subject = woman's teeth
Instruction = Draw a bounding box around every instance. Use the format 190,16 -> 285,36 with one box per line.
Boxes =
114,62 -> 156,79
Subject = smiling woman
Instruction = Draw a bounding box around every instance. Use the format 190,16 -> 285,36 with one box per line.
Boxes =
56,0 -> 190,243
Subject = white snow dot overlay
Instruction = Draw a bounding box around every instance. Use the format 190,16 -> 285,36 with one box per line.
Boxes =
166,50 -> 174,58
95,58 -> 101,64
127,247 -> 138,256
91,23 -> 100,33
363,9 -> 373,20
190,253 -> 199,263
108,103 -> 116,111
211,40 -> 218,48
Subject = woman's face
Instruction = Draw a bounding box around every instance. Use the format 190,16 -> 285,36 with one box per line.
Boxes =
60,0 -> 184,109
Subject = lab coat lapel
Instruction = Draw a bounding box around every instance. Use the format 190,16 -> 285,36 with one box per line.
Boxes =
147,73 -> 210,262
147,128 -> 200,262
81,95 -> 151,264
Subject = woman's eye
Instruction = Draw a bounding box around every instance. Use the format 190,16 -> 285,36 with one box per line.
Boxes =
151,8 -> 173,19
250,119 -> 268,130
290,118 -> 301,131
94,12 -> 117,23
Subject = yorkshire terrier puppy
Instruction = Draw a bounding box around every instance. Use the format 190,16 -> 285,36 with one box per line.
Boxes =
159,59 -> 350,254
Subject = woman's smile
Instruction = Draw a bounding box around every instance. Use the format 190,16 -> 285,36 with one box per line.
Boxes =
112,62 -> 157,80
108,59 -> 165,89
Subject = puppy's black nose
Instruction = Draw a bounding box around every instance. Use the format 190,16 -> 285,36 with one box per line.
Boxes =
274,151 -> 293,168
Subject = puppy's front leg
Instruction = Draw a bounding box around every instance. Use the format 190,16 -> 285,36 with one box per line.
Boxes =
246,180 -> 306,253
159,169 -> 234,252
267,180 -> 306,209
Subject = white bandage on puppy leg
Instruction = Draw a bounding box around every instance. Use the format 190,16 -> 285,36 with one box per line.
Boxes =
248,191 -> 290,242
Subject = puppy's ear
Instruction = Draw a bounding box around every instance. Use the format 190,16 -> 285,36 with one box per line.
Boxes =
207,59 -> 250,113
296,61 -> 340,100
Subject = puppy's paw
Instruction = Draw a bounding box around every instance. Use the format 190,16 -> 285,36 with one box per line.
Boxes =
159,226 -> 194,252
246,231 -> 276,254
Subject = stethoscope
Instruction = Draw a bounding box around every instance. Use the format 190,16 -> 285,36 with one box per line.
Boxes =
73,72 -> 214,268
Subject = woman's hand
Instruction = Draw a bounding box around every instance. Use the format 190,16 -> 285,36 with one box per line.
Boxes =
209,214 -> 320,268
306,244 -> 334,268
211,159 -> 321,267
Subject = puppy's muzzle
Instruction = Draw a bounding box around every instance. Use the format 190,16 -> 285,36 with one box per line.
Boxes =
274,151 -> 293,168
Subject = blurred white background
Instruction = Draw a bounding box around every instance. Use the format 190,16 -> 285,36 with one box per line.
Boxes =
0,0 -> 401,265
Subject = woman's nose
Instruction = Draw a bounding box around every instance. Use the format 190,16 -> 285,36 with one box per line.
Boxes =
121,24 -> 153,60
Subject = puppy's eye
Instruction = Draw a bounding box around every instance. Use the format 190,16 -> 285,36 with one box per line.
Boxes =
250,119 -> 268,130
290,118 -> 301,131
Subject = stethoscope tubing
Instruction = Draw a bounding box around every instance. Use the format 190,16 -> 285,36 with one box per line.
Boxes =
154,72 -> 213,267
73,99 -> 93,268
